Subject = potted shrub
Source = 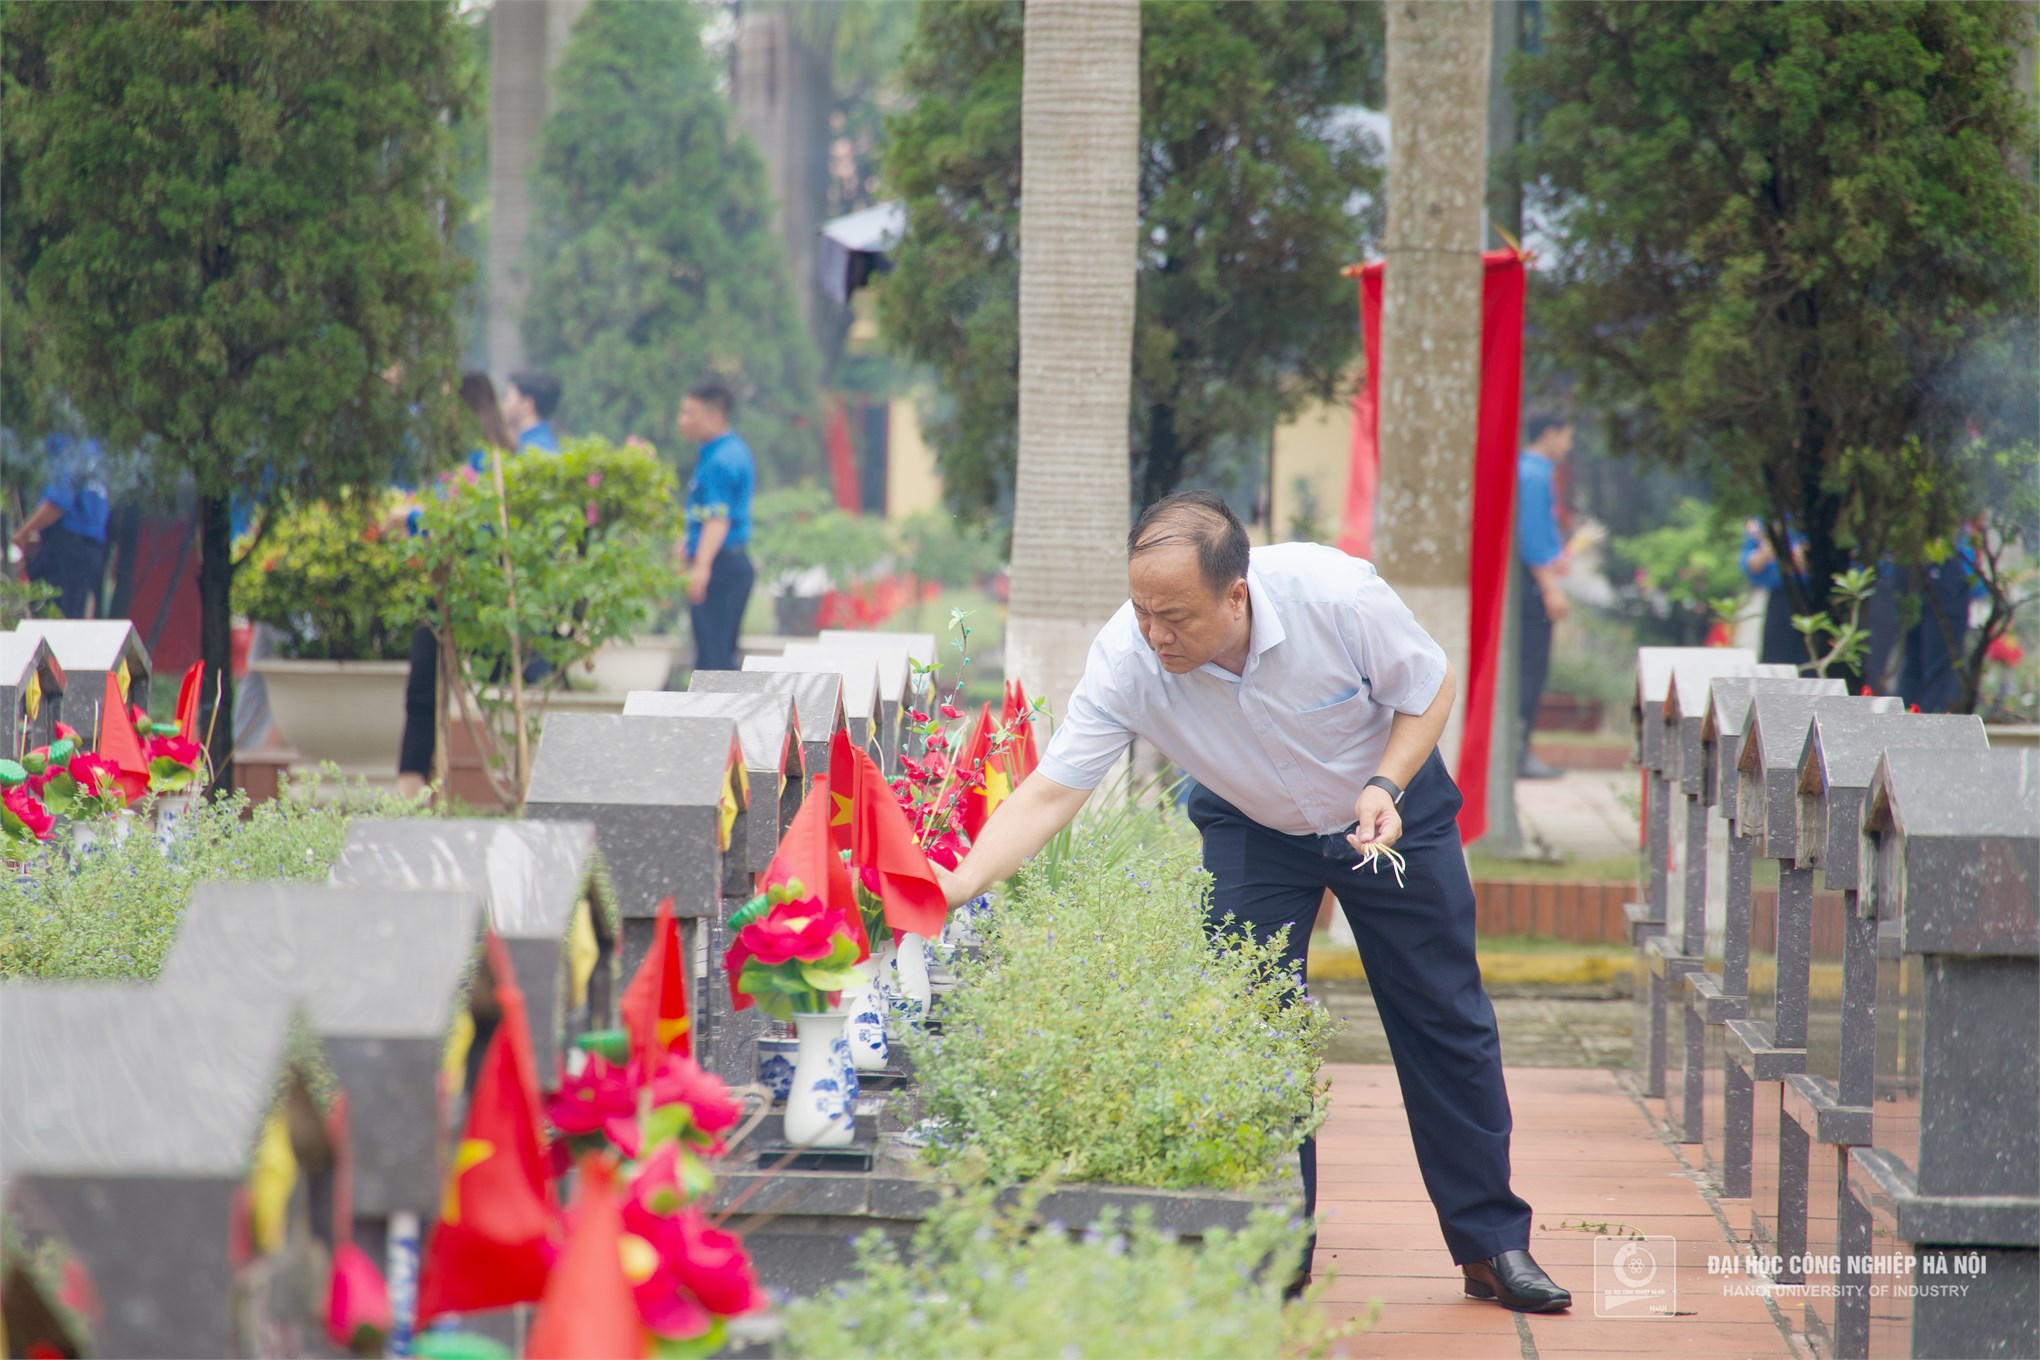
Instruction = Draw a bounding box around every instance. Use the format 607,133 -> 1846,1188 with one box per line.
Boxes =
393,436 -> 678,806
748,486 -> 893,637
235,490 -> 424,777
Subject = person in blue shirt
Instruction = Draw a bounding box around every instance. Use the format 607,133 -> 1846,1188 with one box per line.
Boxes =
1739,519 -> 1809,667
1515,414 -> 1573,779
678,376 -> 756,671
11,434 -> 111,617
501,370 -> 562,455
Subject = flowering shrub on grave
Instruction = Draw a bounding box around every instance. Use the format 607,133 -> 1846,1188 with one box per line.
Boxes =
905,834 -> 1332,1191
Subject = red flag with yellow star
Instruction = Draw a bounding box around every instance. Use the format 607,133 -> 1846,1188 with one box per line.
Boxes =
620,896 -> 690,1065
94,673 -> 152,803
954,703 -> 998,842
1002,680 -> 1040,780
415,932 -> 558,1320
766,773 -> 868,957
173,661 -> 206,743
829,729 -> 947,938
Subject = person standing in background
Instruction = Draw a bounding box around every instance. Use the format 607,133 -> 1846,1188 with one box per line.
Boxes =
500,370 -> 562,455
678,376 -> 756,672
396,372 -> 518,799
1740,519 -> 1809,668
1515,414 -> 1573,780
11,434 -> 110,618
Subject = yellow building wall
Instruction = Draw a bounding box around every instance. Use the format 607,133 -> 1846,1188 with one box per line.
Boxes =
885,394 -> 944,521
1269,393 -> 1353,545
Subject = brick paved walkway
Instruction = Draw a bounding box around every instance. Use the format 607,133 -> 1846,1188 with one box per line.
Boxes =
1314,1064 -> 1802,1359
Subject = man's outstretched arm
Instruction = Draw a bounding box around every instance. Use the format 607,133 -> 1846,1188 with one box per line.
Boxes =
933,773 -> 1093,907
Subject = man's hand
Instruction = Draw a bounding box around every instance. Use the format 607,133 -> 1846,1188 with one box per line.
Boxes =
686,566 -> 710,605
933,862 -> 970,910
1347,783 -> 1404,854
1542,582 -> 1571,623
9,526 -> 39,556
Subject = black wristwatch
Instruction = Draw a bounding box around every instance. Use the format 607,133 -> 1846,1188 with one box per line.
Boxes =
1365,774 -> 1404,806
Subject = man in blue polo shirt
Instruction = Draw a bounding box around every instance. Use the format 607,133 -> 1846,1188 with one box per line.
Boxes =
678,376 -> 755,671
501,370 -> 563,454
1516,413 -> 1573,780
11,434 -> 111,617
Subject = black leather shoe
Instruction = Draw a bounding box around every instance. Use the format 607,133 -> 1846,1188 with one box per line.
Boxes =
1463,1250 -> 1572,1312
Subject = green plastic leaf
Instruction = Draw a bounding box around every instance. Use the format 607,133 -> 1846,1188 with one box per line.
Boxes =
800,964 -> 860,991
0,761 -> 24,788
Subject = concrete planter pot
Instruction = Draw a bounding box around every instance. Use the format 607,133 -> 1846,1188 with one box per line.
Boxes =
252,657 -> 410,782
581,635 -> 681,695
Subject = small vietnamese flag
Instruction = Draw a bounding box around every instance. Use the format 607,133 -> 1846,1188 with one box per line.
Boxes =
524,1154 -> 648,1360
830,729 -> 948,938
174,661 -> 206,743
1003,680 -> 1040,779
94,673 -> 152,803
954,703 -> 996,841
619,897 -> 690,1066
415,932 -> 558,1321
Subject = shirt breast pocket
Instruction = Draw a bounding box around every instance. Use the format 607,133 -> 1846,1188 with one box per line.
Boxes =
1293,688 -> 1379,754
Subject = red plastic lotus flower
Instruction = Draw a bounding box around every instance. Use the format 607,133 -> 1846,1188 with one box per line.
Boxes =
733,899 -> 858,968
53,722 -> 82,745
618,1162 -> 766,1340
544,1055 -> 641,1159
643,1053 -> 742,1141
67,753 -> 123,800
2,785 -> 54,842
144,735 -> 204,769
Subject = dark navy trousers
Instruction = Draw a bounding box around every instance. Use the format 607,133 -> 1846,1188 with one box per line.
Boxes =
1186,749 -> 1534,1264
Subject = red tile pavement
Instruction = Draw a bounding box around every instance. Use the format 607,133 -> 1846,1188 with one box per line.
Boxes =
1312,1064 -> 1806,1359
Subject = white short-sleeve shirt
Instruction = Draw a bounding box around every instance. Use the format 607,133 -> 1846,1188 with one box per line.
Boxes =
1037,542 -> 1448,836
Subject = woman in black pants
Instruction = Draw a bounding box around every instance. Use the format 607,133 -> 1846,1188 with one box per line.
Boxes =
397,373 -> 515,799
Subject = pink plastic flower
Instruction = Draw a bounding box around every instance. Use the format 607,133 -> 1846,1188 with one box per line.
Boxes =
618,1165 -> 767,1340
643,1053 -> 742,1146
2,785 -> 54,841
544,1055 -> 641,1158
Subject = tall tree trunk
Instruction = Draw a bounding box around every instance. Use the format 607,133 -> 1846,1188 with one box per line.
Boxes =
1005,0 -> 1140,722
488,0 -> 584,380
1373,0 -> 1491,770
197,493 -> 237,795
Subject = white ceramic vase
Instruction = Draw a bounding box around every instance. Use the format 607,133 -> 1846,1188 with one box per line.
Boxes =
154,794 -> 196,847
784,1012 -> 855,1147
844,983 -> 889,1072
889,932 -> 932,1022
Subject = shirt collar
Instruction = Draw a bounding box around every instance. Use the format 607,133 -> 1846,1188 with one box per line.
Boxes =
1197,565 -> 1285,681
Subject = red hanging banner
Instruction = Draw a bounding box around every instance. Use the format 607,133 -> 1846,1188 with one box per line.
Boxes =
1338,251 -> 1527,844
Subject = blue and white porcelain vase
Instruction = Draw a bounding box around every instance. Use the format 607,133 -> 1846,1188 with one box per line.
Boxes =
944,893 -> 994,949
784,1011 -> 855,1147
891,932 -> 932,1022
757,1034 -> 799,1103
844,984 -> 889,1072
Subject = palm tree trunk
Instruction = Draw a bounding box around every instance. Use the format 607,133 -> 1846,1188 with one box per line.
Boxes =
1005,0 -> 1140,722
1374,0 -> 1491,769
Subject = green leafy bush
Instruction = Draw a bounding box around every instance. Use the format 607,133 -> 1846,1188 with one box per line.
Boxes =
0,772 -> 422,982
748,484 -> 893,593
780,1176 -> 1351,1360
908,829 -> 1331,1191
232,489 -> 426,660
895,510 -> 1002,589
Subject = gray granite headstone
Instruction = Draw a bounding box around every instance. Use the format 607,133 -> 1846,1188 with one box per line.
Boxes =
13,619 -> 152,742
158,882 -> 485,1220
0,632 -> 64,760
689,668 -> 844,796
624,690 -> 802,874
1732,691 -> 1898,1283
745,653 -> 879,767
1787,711 -> 1989,1356
1654,656 -> 1782,1144
0,981 -> 324,1358
524,711 -> 746,1071
815,630 -> 940,768
1689,674 -> 1845,1201
1850,747 -> 2040,1360
328,818 -> 621,1086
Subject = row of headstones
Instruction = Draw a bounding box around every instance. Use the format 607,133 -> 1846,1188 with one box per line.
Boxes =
1627,646 -> 2038,1360
0,619 -> 154,762
0,627 -> 937,1358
